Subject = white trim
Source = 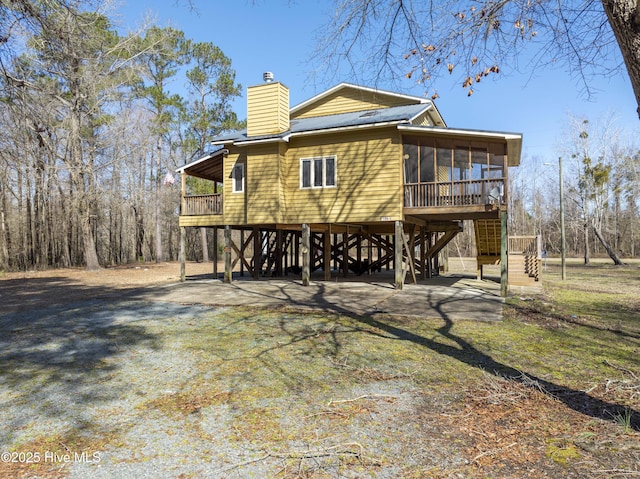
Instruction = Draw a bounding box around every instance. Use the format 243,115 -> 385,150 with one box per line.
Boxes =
300,155 -> 337,189
292,120 -> 405,137
397,124 -> 522,140
175,149 -> 226,173
232,135 -> 291,146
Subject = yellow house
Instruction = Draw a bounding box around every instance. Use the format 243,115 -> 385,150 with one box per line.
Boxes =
177,78 -> 538,293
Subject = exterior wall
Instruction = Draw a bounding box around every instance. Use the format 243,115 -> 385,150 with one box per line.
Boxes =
292,89 -> 419,119
247,82 -> 289,136
246,143 -> 283,224
223,150 -> 247,224
281,128 -> 403,224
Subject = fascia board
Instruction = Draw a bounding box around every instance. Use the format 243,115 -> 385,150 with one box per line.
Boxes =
397,124 -> 522,140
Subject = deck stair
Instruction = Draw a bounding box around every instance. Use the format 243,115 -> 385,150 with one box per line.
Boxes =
508,235 -> 541,287
474,219 -> 501,279
474,220 -> 541,287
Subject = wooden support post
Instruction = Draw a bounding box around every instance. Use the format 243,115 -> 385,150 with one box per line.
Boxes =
420,226 -> 426,280
401,227 -> 417,284
408,224 -> 416,283
333,233 -> 340,271
324,225 -> 331,281
367,235 -> 373,275
302,223 -> 310,286
284,232 -> 290,275
179,226 -> 186,282
212,227 -> 218,278
224,225 -> 232,284
294,232 -> 300,270
239,230 -> 244,277
356,232 -> 362,275
276,229 -> 283,276
386,235 -> 390,270
253,227 -> 260,279
500,210 -> 508,297
395,221 -> 404,290
180,171 -> 186,214
343,228 -> 349,278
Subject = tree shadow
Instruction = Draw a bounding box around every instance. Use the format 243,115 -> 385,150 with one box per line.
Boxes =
218,278 -> 638,431
0,278 -> 165,445
353,312 -> 640,432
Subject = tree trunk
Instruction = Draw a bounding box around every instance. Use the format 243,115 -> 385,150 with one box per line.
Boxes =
0,186 -> 9,271
583,221 -> 590,265
602,0 -> 640,119
592,224 -> 625,265
154,135 -> 164,263
81,213 -> 101,271
133,205 -> 145,261
201,227 -> 209,262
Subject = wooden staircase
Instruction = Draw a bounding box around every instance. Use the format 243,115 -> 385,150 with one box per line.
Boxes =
508,236 -> 541,287
474,219 -> 501,279
474,220 -> 541,288
507,255 -> 537,286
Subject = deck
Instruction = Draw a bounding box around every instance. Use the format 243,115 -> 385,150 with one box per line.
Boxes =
403,178 -> 504,209
181,178 -> 506,218
182,194 -> 223,216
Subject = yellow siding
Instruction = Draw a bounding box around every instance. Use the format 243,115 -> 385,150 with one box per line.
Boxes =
281,129 -> 403,223
412,111 -> 433,126
223,151 -> 247,224
246,144 -> 282,224
247,82 -> 289,136
292,88 -> 420,119
179,215 -> 225,227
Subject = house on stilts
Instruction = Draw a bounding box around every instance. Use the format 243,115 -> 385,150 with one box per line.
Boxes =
177,75 -> 541,294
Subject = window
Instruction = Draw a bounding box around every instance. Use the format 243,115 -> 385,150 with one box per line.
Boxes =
300,156 -> 336,189
232,162 -> 244,193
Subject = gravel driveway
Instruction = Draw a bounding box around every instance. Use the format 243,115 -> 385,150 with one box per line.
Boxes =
1,296 -> 466,479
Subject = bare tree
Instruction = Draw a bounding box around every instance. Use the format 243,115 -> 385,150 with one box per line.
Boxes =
319,0 -> 640,117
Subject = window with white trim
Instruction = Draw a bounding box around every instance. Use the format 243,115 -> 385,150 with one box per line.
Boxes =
232,162 -> 244,193
300,156 -> 336,189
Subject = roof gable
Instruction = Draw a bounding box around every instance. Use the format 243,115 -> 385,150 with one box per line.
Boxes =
290,83 -> 430,120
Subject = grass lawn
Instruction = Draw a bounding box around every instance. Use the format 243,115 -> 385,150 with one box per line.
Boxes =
1,260 -> 638,478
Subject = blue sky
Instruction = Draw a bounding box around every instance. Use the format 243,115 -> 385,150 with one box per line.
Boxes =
116,0 -> 638,166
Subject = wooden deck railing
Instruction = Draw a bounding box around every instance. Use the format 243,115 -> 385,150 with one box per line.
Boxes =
404,178 -> 505,208
182,194 -> 223,216
509,235 -> 540,256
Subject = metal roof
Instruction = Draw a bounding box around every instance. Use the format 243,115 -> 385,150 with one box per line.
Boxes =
208,103 -> 432,145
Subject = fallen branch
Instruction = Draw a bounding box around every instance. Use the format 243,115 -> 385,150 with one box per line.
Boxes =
604,360 -> 639,381
472,442 -> 517,463
327,394 -> 397,406
218,442 -> 376,474
596,469 -> 640,477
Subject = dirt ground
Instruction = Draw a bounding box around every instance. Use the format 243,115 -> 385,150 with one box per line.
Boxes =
0,262 -> 212,314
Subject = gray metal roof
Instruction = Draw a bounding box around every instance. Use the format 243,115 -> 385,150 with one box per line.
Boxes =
209,103 -> 431,145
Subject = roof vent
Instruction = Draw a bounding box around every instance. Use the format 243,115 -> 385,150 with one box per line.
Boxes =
263,72 -> 274,83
